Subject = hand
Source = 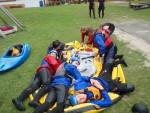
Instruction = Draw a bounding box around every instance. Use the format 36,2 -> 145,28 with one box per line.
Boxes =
95,53 -> 99,57
81,43 -> 84,47
90,79 -> 104,90
100,57 -> 104,63
90,79 -> 95,85
90,79 -> 99,86
94,82 -> 104,90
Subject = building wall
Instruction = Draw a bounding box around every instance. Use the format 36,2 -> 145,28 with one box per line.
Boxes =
0,0 -> 42,8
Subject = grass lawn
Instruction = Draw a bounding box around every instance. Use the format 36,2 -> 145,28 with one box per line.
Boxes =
0,2 -> 150,113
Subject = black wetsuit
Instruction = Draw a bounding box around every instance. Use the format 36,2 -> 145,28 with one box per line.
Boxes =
97,59 -> 127,92
33,84 -> 68,113
98,0 -> 105,18
16,68 -> 51,102
88,0 -> 96,18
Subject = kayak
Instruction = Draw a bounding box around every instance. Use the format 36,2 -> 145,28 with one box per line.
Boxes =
29,41 -> 125,113
0,43 -> 30,72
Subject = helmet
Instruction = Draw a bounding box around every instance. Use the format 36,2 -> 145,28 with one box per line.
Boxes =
48,50 -> 58,56
69,57 -> 80,64
70,94 -> 78,106
132,103 -> 149,113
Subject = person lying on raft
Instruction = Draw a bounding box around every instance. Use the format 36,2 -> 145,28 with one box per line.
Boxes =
12,50 -> 62,111
31,57 -> 85,113
69,58 -> 135,108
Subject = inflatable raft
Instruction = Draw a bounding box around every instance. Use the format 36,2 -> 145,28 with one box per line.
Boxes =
0,43 -> 30,72
30,41 -> 125,113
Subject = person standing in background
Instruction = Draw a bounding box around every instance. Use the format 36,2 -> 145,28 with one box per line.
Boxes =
88,0 -> 96,18
98,0 -> 105,18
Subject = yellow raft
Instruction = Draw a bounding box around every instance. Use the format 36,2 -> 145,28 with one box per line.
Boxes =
30,40 -> 126,113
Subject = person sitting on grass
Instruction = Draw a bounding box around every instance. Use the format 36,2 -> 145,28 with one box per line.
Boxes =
69,58 -> 135,107
12,50 -> 61,111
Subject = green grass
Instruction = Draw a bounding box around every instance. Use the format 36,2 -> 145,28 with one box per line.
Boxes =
0,2 -> 150,113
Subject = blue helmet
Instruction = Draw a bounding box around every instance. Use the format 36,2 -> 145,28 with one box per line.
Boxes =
69,57 -> 80,64
70,94 -> 78,106
48,50 -> 58,56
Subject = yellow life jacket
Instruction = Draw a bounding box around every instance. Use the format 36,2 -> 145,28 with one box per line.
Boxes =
77,86 -> 101,100
11,47 -> 20,56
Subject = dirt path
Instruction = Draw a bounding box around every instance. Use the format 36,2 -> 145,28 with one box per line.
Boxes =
114,27 -> 150,67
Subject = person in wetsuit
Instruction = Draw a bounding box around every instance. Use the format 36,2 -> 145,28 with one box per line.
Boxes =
88,0 -> 96,18
98,0 -> 105,18
12,50 -> 61,111
70,58 -> 135,107
32,57 -> 84,113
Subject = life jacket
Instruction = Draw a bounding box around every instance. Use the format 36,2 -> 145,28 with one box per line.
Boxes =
0,25 -> 13,31
36,56 -> 61,76
77,86 -> 101,100
96,28 -> 113,47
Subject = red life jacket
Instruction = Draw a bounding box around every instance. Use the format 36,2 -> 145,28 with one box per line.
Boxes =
36,56 -> 61,76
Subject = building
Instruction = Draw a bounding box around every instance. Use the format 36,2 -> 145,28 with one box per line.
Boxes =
0,0 -> 43,8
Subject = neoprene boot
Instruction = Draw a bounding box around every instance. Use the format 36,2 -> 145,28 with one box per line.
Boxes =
12,88 -> 32,111
49,102 -> 64,113
124,84 -> 135,93
119,58 -> 128,67
12,98 -> 26,111
114,58 -> 128,67
46,110 -> 52,113
114,54 -> 124,60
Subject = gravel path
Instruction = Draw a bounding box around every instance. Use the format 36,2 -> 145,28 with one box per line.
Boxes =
114,22 -> 150,67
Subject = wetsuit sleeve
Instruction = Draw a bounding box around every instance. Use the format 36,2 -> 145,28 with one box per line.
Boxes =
94,34 -> 106,56
66,65 -> 82,81
71,67 -> 82,81
86,36 -> 93,44
89,90 -> 112,108
81,76 -> 91,82
81,33 -> 85,43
